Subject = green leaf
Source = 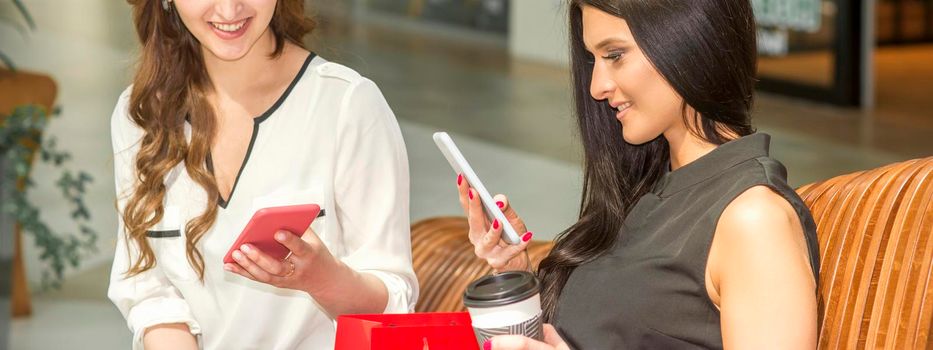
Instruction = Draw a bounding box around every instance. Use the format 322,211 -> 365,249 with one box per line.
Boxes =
14,161 -> 28,177
1,104 -> 98,291
71,206 -> 89,220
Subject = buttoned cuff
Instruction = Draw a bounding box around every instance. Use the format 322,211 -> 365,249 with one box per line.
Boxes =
363,270 -> 416,314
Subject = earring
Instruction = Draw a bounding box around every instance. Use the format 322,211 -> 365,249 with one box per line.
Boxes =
161,0 -> 171,11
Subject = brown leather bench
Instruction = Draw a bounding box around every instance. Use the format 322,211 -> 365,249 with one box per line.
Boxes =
411,156 -> 933,349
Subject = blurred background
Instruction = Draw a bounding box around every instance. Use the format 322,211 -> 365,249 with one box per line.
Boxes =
1,0 -> 931,348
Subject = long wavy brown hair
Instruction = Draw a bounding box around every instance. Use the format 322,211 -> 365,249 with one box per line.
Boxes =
122,0 -> 315,280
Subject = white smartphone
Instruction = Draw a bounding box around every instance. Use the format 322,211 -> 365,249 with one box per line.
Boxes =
433,132 -> 521,244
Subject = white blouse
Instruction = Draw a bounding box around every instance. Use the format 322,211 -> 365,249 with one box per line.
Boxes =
107,54 -> 418,350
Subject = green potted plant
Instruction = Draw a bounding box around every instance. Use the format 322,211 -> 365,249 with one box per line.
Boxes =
1,0 -> 98,316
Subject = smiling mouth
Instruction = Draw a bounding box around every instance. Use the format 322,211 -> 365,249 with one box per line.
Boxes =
615,102 -> 633,112
613,101 -> 633,121
210,18 -> 249,33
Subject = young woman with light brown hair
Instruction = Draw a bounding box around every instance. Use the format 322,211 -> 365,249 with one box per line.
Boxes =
107,1 -> 417,349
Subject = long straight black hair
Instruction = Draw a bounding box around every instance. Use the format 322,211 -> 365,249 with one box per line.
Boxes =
537,0 -> 758,321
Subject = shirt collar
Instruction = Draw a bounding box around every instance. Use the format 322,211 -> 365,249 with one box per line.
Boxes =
653,133 -> 771,197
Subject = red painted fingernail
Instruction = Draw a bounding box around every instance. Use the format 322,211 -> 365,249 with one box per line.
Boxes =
458,174 -> 463,185
493,220 -> 500,230
522,232 -> 533,242
496,201 -> 504,209
469,190 -> 474,200
483,339 -> 491,350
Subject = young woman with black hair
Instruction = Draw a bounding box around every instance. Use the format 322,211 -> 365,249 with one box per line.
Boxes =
456,1 -> 820,349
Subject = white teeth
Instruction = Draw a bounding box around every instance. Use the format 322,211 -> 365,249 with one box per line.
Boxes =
211,19 -> 246,33
617,102 -> 632,111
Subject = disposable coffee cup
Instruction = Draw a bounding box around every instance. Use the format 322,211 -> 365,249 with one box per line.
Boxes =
463,271 -> 544,344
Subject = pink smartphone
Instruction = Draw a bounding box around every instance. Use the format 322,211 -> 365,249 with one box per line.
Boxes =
223,204 -> 323,264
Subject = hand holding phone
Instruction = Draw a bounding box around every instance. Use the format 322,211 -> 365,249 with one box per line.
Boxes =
223,204 -> 323,264
433,132 -> 522,244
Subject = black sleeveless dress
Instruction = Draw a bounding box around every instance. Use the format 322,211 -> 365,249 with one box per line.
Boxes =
552,133 -> 820,349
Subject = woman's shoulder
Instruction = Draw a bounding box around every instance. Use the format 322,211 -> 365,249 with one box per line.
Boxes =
713,154 -> 805,242
720,185 -> 799,230
305,56 -> 389,113
712,184 -> 811,278
307,55 -> 373,88
301,55 -> 387,111
110,85 -> 142,148
111,85 -> 133,120
716,152 -> 809,227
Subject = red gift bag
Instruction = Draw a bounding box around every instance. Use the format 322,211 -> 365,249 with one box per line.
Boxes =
335,312 -> 478,350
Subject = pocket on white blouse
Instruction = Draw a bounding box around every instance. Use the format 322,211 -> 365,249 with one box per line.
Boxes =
146,205 -> 198,282
250,188 -> 329,242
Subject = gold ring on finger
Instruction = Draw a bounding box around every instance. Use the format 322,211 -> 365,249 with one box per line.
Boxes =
282,260 -> 296,278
